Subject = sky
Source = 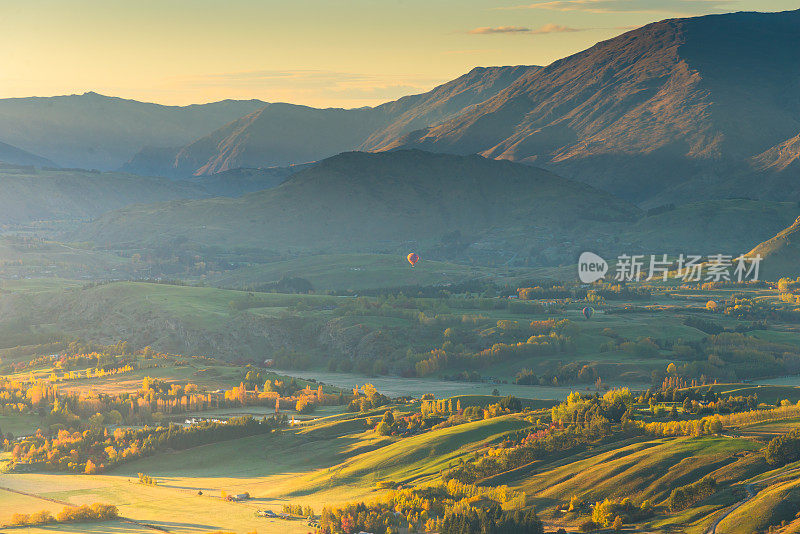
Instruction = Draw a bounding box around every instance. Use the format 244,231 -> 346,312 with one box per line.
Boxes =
0,0 -> 797,108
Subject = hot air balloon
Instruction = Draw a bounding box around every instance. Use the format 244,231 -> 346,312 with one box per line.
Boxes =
407,253 -> 420,267
582,306 -> 594,320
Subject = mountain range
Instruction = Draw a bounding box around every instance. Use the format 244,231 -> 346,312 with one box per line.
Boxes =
121,66 -> 540,177
389,9 -> 800,206
113,9 -> 800,210
1,8 -> 800,277
0,93 -> 266,170
1,10 -> 797,209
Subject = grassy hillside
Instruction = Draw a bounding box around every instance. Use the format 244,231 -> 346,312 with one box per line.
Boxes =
625,200 -> 800,257
747,216 -> 800,279
519,436 -> 758,506
715,474 -> 800,533
0,281 -> 341,359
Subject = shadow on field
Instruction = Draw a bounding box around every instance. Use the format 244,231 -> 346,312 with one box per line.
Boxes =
131,520 -> 219,531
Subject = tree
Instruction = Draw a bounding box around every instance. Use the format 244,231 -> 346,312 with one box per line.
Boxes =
766,430 -> 800,466
382,410 -> 395,425
568,495 -> 579,512
85,459 -> 98,474
500,395 -> 522,411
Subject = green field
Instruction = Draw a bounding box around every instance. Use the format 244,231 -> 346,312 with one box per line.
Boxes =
207,253 -> 541,292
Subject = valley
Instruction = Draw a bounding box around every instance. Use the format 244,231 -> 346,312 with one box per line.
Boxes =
1,5 -> 800,533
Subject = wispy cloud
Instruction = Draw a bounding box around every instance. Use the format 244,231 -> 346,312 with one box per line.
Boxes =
468,25 -> 532,34
468,23 -> 586,34
532,23 -> 584,33
496,0 -> 735,15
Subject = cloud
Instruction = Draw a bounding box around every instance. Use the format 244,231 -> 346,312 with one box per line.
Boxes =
468,23 -> 585,35
531,23 -> 584,33
468,25 -> 532,34
496,0 -> 735,15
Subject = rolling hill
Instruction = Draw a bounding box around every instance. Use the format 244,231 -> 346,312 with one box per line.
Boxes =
75,151 -> 800,269
386,9 -> 800,206
77,150 -> 640,256
0,92 -> 266,170
129,66 -> 540,177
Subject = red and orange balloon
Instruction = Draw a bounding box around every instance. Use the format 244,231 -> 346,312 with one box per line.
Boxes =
407,252 -> 420,267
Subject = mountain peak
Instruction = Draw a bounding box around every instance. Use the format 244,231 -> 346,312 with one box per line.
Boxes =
385,9 -> 800,206
133,65 -> 539,177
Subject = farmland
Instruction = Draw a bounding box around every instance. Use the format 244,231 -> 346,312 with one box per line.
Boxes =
3,276 -> 800,532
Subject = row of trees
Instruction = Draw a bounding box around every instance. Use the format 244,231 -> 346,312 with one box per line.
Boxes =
10,415 -> 285,473
318,482 -> 527,534
439,506 -> 543,534
372,396 -> 523,438
9,503 -> 118,527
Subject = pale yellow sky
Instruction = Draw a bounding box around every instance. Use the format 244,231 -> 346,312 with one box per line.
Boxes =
0,0 -> 797,107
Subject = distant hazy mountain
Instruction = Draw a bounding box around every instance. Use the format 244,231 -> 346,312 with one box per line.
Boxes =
387,10 -> 800,206
0,164 -> 209,225
128,66 -> 540,177
172,104 -> 384,175
181,165 -> 310,197
0,141 -> 55,167
0,161 -> 312,227
0,92 -> 266,170
78,150 -> 639,255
